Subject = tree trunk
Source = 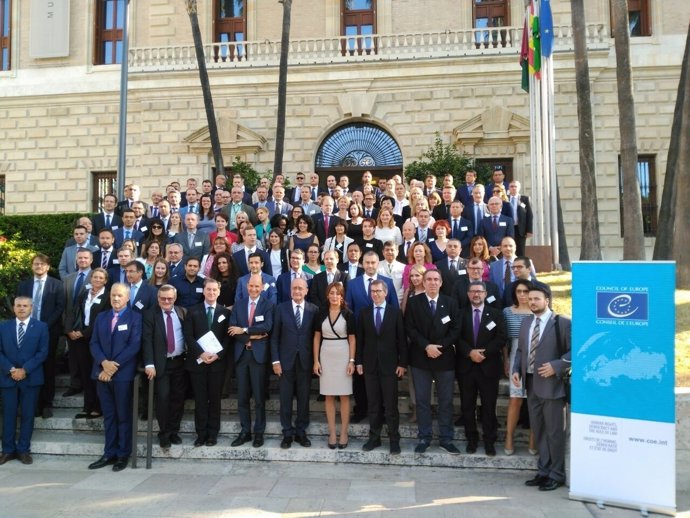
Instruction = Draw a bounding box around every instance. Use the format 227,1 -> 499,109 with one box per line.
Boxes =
556,182 -> 571,271
571,0 -> 602,260
653,24 -> 689,260
273,0 -> 292,179
673,26 -> 690,288
611,0 -> 645,259
186,0 -> 224,175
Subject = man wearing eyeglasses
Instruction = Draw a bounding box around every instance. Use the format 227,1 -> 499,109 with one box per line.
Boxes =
454,257 -> 502,311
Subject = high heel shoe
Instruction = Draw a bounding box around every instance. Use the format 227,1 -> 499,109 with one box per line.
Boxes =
504,448 -> 514,456
328,443 -> 337,449
338,442 -> 348,449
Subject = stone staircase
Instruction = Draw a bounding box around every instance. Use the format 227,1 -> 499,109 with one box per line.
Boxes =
28,375 -> 538,470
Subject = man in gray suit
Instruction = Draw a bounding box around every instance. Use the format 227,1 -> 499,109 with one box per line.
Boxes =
512,284 -> 571,492
172,213 -> 210,261
58,226 -> 97,279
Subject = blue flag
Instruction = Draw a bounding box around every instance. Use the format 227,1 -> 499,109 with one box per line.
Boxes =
540,0 -> 554,58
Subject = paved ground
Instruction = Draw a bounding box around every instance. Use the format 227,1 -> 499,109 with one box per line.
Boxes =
0,454 -> 687,517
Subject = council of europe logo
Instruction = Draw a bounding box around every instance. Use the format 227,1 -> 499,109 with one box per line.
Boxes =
596,292 -> 649,321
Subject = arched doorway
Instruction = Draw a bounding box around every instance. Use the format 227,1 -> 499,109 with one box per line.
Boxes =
315,122 -> 403,189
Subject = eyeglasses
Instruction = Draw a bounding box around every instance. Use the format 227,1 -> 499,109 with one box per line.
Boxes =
151,225 -> 163,229
468,290 -> 486,294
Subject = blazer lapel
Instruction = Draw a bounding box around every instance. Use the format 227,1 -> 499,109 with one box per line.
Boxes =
539,316 -> 555,345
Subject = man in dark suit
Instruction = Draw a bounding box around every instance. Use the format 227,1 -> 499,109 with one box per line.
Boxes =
107,248 -> 134,288
142,285 -> 188,449
0,297 -> 49,465
228,274 -> 275,448
92,194 -> 122,236
405,269 -> 461,454
287,172 -> 306,204
92,229 -> 117,270
309,250 -> 348,308
489,237 -> 519,302
165,243 -> 185,279
478,197 -> 515,254
265,185 -> 292,218
172,213 -> 210,261
435,239 -> 468,297
513,285 -> 571,491
456,170 -> 477,207
112,208 -> 144,250
232,227 -> 268,276
234,252 -> 278,305
275,250 -> 313,304
414,209 -> 433,244
343,242 -> 364,280
356,280 -> 407,455
483,167 -> 510,203
462,185 -> 488,236
16,253 -> 65,418
271,278 -> 318,449
457,281 -> 507,456
115,184 -> 148,216
312,196 -> 341,245
448,201 -> 474,256
124,261 -> 157,313
345,251 -> 398,422
398,221 -> 417,263
508,180 -> 534,256
431,186 -> 456,222
455,258 -> 502,311
87,283 -> 142,472
184,278 -> 231,447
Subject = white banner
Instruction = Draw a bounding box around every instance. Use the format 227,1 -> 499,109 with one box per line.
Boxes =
30,0 -> 70,58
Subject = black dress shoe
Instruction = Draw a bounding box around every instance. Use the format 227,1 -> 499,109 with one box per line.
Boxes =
539,478 -> 565,491
362,438 -> 381,452
205,437 -> 217,447
112,457 -> 129,472
88,456 -> 116,470
466,441 -> 478,454
159,436 -> 172,449
231,433 -> 251,447
454,415 -> 464,426
525,474 -> 550,487
389,441 -> 401,455
74,412 -> 89,419
295,435 -> 311,447
170,433 -> 182,445
484,442 -> 496,457
41,408 -> 53,419
0,453 -> 17,465
414,441 -> 430,454
280,436 -> 293,449
17,452 -> 33,465
193,436 -> 207,447
62,388 -> 82,397
253,434 -> 264,447
439,442 -> 461,455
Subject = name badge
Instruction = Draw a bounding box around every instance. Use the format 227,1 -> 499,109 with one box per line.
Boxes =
427,238 -> 435,243
117,324 -> 128,331
461,226 -> 468,232
365,243 -> 373,248
140,226 -> 148,232
499,222 -> 507,227
169,232 -> 177,237
520,203 -> 526,209
441,315 -> 451,324
111,225 -> 119,230
113,259 -> 119,265
217,314 -> 226,323
458,269 -> 467,275
93,298 -> 101,304
195,287 -> 203,293
195,241 -> 202,247
135,301 -> 144,310
486,321 -> 496,330
263,283 -> 270,291
487,295 -> 496,304
255,315 -> 265,322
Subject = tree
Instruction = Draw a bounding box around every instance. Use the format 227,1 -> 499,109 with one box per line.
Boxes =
654,24 -> 690,261
404,133 -> 474,185
273,0 -> 292,180
611,0 -> 645,259
186,0 -> 224,175
570,0 -> 602,260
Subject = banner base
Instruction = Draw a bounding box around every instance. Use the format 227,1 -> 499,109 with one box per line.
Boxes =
569,493 -> 675,516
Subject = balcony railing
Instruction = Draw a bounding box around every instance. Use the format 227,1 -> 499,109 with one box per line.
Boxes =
129,23 -> 609,73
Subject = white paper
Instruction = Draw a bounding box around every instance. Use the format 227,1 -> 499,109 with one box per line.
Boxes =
197,331 -> 223,354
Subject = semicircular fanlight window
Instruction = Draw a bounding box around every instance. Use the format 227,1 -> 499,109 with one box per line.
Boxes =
316,123 -> 402,168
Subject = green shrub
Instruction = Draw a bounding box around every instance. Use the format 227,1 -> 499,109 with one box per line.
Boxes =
0,233 -> 38,317
404,133 -> 476,187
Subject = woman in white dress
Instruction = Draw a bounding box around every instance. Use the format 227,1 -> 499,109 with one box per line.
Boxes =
374,208 -> 403,246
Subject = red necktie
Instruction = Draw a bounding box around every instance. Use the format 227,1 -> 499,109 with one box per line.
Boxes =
248,300 -> 256,325
324,215 -> 329,237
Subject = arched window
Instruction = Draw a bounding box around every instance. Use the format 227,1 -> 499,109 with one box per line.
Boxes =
316,123 -> 402,170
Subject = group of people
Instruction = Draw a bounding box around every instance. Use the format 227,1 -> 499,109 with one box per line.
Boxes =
0,168 -> 571,491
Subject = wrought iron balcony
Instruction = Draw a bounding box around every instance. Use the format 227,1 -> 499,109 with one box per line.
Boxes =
129,23 -> 609,73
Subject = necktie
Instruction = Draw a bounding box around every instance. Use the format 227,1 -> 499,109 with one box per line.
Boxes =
295,304 -> 302,328
188,233 -> 195,249
248,300 -> 256,325
101,250 -> 109,268
420,228 -> 426,242
32,280 -> 43,319
366,210 -> 371,218
165,310 -> 175,354
74,272 -> 85,300
111,311 -> 119,332
492,216 -> 498,231
528,317 -> 541,373
375,306 -> 382,333
134,220 -> 139,232
429,299 -> 436,316
327,272 -> 333,284
105,214 -> 111,227
125,229 -> 131,239
475,205 -> 481,233
473,308 -> 481,344
511,197 -> 518,223
17,322 -> 25,348
504,260 -> 512,290
405,241 -> 411,257
324,215 -> 329,237
450,259 -> 457,273
152,207 -> 159,218
130,284 -> 138,306
453,220 -> 459,238
276,202 -> 282,214
367,277 -> 373,298
206,306 -> 214,330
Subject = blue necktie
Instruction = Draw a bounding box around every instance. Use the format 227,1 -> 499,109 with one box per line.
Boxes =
74,272 -> 85,301
125,230 -> 131,239
105,214 -> 111,227
429,299 -> 436,316
17,322 -> 25,348
375,306 -> 382,334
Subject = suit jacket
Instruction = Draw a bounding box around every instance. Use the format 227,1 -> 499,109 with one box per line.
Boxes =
312,213 -> 342,245
299,202 -> 320,216
183,302 -> 231,373
405,293 -> 460,372
514,314 -> 572,400
178,205 -> 201,220
116,200 -> 148,217
341,264 -> 364,281
462,202 -> 489,234
92,249 -> 117,270
483,181 -> 510,202
432,204 -> 453,222
142,305 -> 187,374
453,276 -> 502,310
107,266 -> 128,287
129,283 -> 158,313
91,212 -> 122,235
362,207 -> 378,220
113,227 -> 144,249
397,240 -> 417,263
17,276 -> 65,332
62,270 -> 93,332
66,288 -> 111,340
232,249 -> 269,277
275,270 -> 313,304
489,257 -> 521,297
287,186 -> 303,204
270,300 -> 319,371
308,270 -> 349,309
448,217 -> 474,255
58,244 -> 98,279
89,308 -> 142,382
345,274 -> 399,324
172,231 -> 211,261
265,200 -> 293,218
455,184 -> 476,207
509,195 -> 534,237
229,295 -> 275,364
234,272 -> 278,305
434,257 -> 468,297
355,305 -> 407,375
456,305 -> 507,378
478,214 -> 515,247
0,318 -> 49,388
168,261 -> 185,279
222,203 -> 258,226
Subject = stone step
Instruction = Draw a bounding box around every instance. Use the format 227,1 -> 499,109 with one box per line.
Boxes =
33,408 -> 535,444
29,429 -> 538,470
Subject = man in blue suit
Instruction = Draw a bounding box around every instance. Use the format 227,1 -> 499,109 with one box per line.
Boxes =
271,278 -> 319,449
113,209 -> 144,250
275,249 -> 313,304
124,261 -> 158,312
478,197 -> 515,255
88,283 -> 142,472
16,253 -> 65,418
235,252 -> 277,305
228,274 -> 275,448
345,251 -> 398,422
0,297 -> 49,465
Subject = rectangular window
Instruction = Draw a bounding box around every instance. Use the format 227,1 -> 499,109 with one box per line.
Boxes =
92,171 -> 117,213
473,0 -> 509,48
619,155 -> 657,237
611,0 -> 651,38
0,0 -> 11,70
94,0 -> 125,65
214,0 -> 246,62
0,174 -> 5,215
341,0 -> 376,56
